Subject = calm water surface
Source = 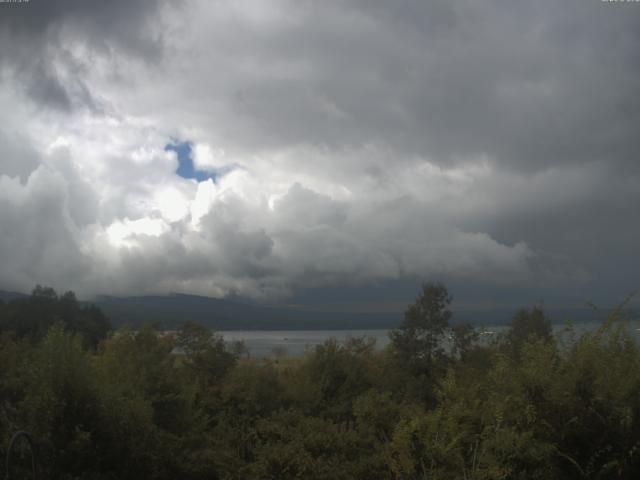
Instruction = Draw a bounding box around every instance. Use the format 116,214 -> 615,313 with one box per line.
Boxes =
220,321 -> 638,357
221,329 -> 392,358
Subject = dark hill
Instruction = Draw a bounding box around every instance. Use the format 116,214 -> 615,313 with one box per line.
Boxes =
0,290 -> 28,302
2,290 -> 600,331
94,294 -> 401,330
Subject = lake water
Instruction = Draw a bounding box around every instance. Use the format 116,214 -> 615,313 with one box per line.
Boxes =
221,329 -> 392,358
220,321 -> 638,357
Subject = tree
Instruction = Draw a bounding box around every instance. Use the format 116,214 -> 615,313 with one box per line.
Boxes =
291,337 -> 376,423
390,282 -> 452,373
176,321 -> 237,386
505,306 -> 552,356
0,286 -> 110,347
450,323 -> 479,362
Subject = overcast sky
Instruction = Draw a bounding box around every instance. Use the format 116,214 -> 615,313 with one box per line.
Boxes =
0,0 -> 638,311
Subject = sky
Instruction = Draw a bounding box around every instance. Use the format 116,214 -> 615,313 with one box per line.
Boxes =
0,0 -> 638,312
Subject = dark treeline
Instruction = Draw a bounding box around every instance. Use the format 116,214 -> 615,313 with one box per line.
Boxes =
1,283 -> 639,479
0,285 -> 110,348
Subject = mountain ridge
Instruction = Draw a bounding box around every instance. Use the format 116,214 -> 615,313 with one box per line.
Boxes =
2,289 -> 606,330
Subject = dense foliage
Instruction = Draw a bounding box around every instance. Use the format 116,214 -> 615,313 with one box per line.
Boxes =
0,286 -> 110,348
1,284 -> 639,479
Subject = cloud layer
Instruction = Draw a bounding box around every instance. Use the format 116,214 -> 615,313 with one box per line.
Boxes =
0,0 -> 638,305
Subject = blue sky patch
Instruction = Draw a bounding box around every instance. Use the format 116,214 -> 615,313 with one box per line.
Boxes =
165,141 -> 216,182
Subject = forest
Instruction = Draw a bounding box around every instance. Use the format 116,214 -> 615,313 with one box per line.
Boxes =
1,283 -> 639,479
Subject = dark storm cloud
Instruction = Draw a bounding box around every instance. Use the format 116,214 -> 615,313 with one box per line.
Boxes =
205,0 -> 640,172
469,164 -> 640,298
0,0 -> 166,110
179,0 -> 638,300
0,0 -> 638,306
0,0 -> 164,55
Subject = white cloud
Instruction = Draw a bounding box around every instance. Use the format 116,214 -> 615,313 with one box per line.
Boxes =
192,143 -> 227,171
107,217 -> 170,248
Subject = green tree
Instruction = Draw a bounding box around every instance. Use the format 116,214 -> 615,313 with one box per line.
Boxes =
176,321 -> 237,386
390,282 -> 452,375
505,306 -> 552,357
291,337 -> 377,423
0,286 -> 110,347
450,322 -> 479,362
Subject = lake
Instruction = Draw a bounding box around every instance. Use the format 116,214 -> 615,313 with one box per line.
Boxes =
220,321 -> 637,357
220,329 -> 392,358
